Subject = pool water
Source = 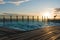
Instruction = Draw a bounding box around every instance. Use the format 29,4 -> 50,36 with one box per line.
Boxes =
0,20 -> 44,31
0,20 -> 60,31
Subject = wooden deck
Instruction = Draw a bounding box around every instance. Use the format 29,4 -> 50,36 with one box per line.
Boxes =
0,26 -> 60,40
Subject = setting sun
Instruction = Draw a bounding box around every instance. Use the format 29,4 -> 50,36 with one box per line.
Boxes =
43,12 -> 52,18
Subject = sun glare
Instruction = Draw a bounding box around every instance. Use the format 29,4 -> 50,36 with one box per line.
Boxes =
43,12 -> 52,18
44,12 -> 51,16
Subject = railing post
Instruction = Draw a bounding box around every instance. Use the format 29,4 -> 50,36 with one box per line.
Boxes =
44,16 -> 45,22
10,16 -> 12,22
3,15 -> 5,26
37,16 -> 39,22
42,16 -> 45,22
42,16 -> 43,22
32,16 -> 34,22
22,16 -> 24,22
27,16 -> 29,22
16,16 -> 18,22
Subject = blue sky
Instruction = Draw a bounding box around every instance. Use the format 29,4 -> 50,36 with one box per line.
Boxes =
0,0 -> 60,15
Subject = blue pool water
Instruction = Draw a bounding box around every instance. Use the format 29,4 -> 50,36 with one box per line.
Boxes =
0,20 -> 44,31
0,20 -> 60,31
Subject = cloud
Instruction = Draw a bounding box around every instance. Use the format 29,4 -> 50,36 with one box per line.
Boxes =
0,0 -> 5,4
54,8 -> 60,12
48,8 -> 60,16
0,0 -> 30,6
51,8 -> 60,15
7,0 -> 30,6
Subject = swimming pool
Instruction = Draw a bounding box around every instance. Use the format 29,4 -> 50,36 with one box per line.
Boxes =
0,20 -> 44,31
0,19 -> 60,31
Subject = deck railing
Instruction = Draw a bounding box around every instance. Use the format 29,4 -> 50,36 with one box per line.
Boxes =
0,15 -> 49,26
0,16 -> 49,22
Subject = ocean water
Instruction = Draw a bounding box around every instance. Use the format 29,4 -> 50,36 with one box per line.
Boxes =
0,20 -> 60,31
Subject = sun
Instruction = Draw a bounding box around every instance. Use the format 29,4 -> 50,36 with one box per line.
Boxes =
44,12 -> 51,16
43,12 -> 52,18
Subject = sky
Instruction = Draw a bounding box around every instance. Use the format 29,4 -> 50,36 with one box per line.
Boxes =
0,0 -> 60,16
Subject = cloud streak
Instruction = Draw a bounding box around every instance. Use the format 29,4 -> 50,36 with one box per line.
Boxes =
0,0 -> 30,6
54,8 -> 60,12
51,8 -> 60,15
